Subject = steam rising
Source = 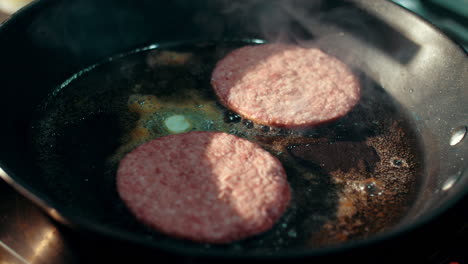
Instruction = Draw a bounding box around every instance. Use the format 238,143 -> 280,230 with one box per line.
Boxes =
212,1 -> 373,75
217,0 -> 418,77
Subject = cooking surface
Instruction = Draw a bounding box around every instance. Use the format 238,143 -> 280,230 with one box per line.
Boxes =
0,1 -> 467,263
30,41 -> 422,251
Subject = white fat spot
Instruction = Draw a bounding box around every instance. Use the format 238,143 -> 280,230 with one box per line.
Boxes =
164,115 -> 191,133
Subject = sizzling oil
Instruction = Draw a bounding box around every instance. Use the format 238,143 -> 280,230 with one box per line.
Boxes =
31,41 -> 423,251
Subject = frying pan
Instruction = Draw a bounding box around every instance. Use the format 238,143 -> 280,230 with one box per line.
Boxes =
0,0 -> 466,260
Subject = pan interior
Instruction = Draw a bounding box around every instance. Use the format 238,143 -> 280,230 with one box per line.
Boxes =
31,40 -> 424,253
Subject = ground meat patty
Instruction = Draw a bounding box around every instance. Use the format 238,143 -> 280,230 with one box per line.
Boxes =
117,131 -> 291,243
211,43 -> 361,128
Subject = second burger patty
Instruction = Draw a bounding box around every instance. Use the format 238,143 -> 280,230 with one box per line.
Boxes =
211,43 -> 361,128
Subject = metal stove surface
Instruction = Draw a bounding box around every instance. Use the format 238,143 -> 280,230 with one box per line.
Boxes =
0,178 -> 75,264
0,178 -> 188,264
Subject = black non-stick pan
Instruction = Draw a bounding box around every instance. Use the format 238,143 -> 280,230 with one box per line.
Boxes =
0,0 -> 466,261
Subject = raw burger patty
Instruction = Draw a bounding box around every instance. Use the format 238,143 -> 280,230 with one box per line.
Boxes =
211,43 -> 361,128
117,131 -> 291,243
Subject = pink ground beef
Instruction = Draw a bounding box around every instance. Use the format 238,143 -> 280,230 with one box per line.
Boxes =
211,43 -> 361,128
117,131 -> 291,243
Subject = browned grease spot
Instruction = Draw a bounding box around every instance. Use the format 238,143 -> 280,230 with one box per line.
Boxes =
289,141 -> 381,175
147,50 -> 193,67
234,120 -> 419,246
308,121 -> 419,246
